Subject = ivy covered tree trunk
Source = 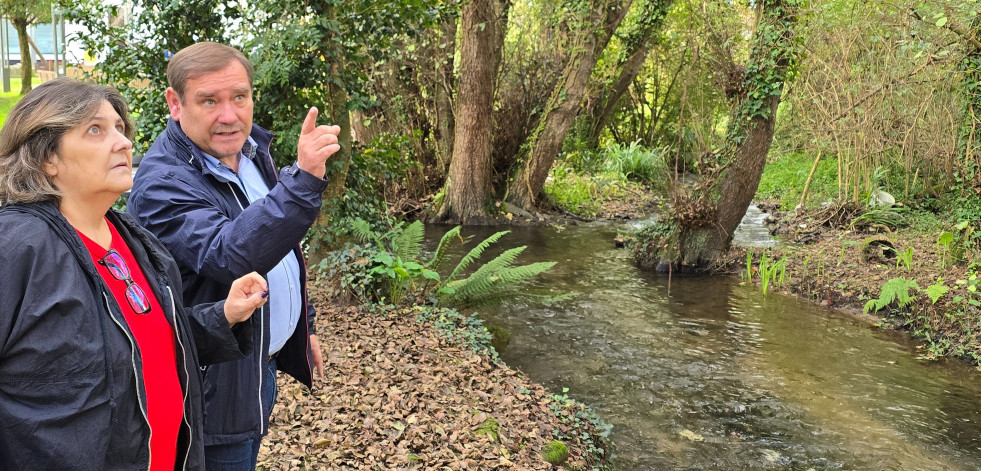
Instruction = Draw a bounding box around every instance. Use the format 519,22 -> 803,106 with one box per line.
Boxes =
435,0 -> 510,224
321,61 -> 354,201
506,0 -> 631,212
585,0 -> 672,148
639,0 -> 801,271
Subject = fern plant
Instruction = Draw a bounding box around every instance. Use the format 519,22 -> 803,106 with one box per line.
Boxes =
923,278 -> 949,304
350,219 -> 438,304
433,230 -> 557,308
864,277 -> 920,313
346,220 -> 557,308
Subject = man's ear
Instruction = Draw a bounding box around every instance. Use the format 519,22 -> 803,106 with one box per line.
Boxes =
165,87 -> 182,121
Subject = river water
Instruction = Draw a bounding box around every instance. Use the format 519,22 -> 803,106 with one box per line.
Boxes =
428,220 -> 981,470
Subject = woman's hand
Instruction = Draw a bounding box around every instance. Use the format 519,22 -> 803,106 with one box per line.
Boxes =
224,272 -> 268,327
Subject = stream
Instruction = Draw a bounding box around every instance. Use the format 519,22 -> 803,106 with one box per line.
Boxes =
427,215 -> 981,470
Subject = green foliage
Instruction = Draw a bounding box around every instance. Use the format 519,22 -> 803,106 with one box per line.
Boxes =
437,231 -> 557,309
60,0 -> 203,151
744,252 -> 788,295
757,152 -> 838,210
726,0 -> 803,144
349,220 -> 439,304
305,140 -> 398,253
631,219 -> 679,264
895,247 -> 914,271
850,205 -> 909,232
936,221 -> 975,269
548,387 -> 612,464
411,304 -> 498,360
61,0 -> 442,160
953,272 -> 981,309
0,0 -> 50,23
328,221 -> 557,309
474,415 -> 500,442
863,277 -> 920,313
112,193 -> 128,212
602,140 -> 668,183
543,162 -> 605,217
542,440 -> 569,465
248,0 -> 446,163
316,243 -> 376,304
924,279 -> 950,304
2,0 -> 52,87
546,139 -> 666,217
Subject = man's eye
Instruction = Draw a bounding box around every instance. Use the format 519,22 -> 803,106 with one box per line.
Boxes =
204,99 -> 216,105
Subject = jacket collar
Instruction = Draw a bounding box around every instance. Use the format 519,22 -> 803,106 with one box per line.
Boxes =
163,118 -> 275,179
1,202 -> 174,280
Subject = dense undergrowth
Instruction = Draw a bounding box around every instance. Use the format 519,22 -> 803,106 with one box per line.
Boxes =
543,141 -> 667,218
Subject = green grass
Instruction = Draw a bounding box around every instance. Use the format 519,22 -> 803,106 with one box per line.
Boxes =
0,77 -> 42,127
757,151 -> 839,210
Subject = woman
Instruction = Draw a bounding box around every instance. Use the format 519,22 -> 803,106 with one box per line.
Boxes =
0,78 -> 268,470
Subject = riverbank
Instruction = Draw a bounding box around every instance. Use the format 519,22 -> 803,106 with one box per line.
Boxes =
257,275 -> 609,470
727,202 -> 981,366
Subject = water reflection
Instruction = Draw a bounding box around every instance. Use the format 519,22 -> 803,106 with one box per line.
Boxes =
427,222 -> 981,470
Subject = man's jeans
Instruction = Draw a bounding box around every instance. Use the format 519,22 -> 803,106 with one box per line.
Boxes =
203,358 -> 278,471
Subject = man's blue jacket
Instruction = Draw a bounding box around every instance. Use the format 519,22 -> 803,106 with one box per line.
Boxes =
128,118 -> 327,445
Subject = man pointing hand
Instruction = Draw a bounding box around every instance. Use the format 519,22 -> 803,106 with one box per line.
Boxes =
128,41 -> 337,470
297,107 -> 341,179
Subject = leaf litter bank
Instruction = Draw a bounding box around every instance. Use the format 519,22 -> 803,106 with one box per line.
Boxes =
256,279 -> 610,470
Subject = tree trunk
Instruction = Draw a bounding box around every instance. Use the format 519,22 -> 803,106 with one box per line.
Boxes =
306,60 -> 353,265
646,0 -> 800,270
321,68 -> 353,201
434,0 -> 508,224
13,19 -> 32,94
434,16 -> 458,175
586,0 -> 672,148
586,45 -> 652,148
507,0 -> 631,211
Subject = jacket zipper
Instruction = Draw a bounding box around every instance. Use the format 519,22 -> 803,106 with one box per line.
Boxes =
228,181 -> 267,434
103,292 -> 152,471
167,286 -> 192,471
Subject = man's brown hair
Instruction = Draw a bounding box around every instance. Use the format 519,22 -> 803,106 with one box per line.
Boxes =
167,42 -> 253,100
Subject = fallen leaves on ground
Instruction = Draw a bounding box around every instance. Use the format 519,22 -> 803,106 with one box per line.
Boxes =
257,290 -> 604,470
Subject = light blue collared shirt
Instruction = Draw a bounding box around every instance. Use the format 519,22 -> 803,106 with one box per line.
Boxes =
200,138 -> 302,355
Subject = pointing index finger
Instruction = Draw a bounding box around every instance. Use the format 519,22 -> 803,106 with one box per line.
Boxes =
301,107 -> 319,135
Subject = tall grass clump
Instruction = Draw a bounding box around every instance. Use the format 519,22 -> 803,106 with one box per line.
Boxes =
602,140 -> 669,184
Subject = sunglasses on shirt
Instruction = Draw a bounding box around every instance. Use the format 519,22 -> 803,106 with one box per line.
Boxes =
98,249 -> 152,315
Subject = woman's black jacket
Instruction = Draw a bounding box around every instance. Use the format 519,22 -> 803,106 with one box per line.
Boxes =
0,202 -> 254,470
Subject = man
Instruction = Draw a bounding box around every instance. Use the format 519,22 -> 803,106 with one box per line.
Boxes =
128,42 -> 340,470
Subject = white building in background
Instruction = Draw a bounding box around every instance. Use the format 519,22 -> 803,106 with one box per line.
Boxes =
4,19 -> 88,66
